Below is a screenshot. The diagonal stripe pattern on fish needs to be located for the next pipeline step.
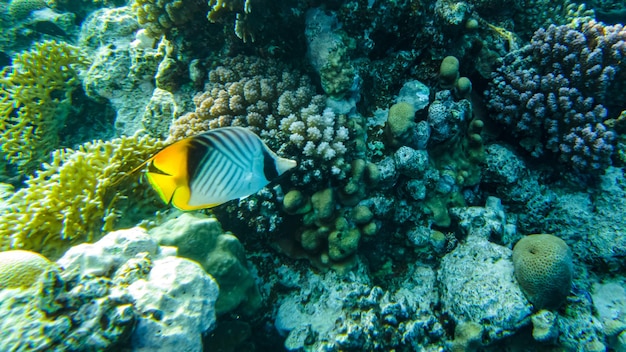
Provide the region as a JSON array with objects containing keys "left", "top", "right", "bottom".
[{"left": 144, "top": 127, "right": 297, "bottom": 211}]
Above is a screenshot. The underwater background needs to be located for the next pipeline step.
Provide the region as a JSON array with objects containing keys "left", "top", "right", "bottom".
[{"left": 1, "top": 0, "right": 626, "bottom": 350}]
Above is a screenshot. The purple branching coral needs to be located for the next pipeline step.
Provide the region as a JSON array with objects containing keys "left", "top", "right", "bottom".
[{"left": 486, "top": 21, "right": 626, "bottom": 172}]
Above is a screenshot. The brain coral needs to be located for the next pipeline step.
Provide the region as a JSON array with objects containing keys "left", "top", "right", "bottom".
[
  {"left": 0, "top": 250, "right": 56, "bottom": 289},
  {"left": 512, "top": 234, "right": 573, "bottom": 310}
]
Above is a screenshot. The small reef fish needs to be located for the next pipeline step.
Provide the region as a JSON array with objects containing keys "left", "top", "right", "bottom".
[{"left": 140, "top": 127, "right": 297, "bottom": 211}]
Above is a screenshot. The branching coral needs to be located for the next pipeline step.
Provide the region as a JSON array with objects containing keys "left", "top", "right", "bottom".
[
  {"left": 486, "top": 21, "right": 626, "bottom": 171},
  {"left": 0, "top": 134, "right": 166, "bottom": 260},
  {"left": 0, "top": 40, "right": 89, "bottom": 174},
  {"left": 131, "top": 0, "right": 206, "bottom": 37},
  {"left": 207, "top": 0, "right": 254, "bottom": 41},
  {"left": 169, "top": 55, "right": 352, "bottom": 182},
  {"left": 512, "top": 0, "right": 594, "bottom": 40}
]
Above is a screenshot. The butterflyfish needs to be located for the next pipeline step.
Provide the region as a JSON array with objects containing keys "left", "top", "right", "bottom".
[{"left": 142, "top": 127, "right": 297, "bottom": 211}]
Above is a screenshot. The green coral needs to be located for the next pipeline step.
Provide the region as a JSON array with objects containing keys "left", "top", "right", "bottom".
[
  {"left": 0, "top": 40, "right": 89, "bottom": 174},
  {"left": 427, "top": 118, "right": 485, "bottom": 227},
  {"left": 384, "top": 102, "right": 416, "bottom": 148},
  {"left": 149, "top": 213, "right": 261, "bottom": 315},
  {"left": 0, "top": 134, "right": 166, "bottom": 260}
]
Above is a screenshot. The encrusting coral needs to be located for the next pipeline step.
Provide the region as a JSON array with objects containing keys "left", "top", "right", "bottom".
[
  {"left": 7, "top": 0, "right": 47, "bottom": 19},
  {"left": 0, "top": 40, "right": 89, "bottom": 174},
  {"left": 0, "top": 134, "right": 166, "bottom": 260}
]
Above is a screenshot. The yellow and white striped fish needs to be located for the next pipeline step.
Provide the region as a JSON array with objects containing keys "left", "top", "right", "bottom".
[{"left": 142, "top": 127, "right": 297, "bottom": 211}]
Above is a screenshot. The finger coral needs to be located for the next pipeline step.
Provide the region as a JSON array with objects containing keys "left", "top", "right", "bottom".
[
  {"left": 131, "top": 0, "right": 206, "bottom": 37},
  {"left": 486, "top": 21, "right": 626, "bottom": 172},
  {"left": 0, "top": 40, "right": 89, "bottom": 174},
  {"left": 169, "top": 55, "right": 352, "bottom": 182},
  {"left": 0, "top": 134, "right": 166, "bottom": 260}
]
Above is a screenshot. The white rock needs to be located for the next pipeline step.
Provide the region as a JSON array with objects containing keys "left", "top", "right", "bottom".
[
  {"left": 438, "top": 236, "right": 532, "bottom": 342},
  {"left": 57, "top": 227, "right": 159, "bottom": 276},
  {"left": 128, "top": 256, "right": 219, "bottom": 352}
]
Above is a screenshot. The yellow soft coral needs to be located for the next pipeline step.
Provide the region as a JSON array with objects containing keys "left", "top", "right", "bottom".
[
  {"left": 0, "top": 40, "right": 89, "bottom": 174},
  {"left": 0, "top": 134, "right": 166, "bottom": 260}
]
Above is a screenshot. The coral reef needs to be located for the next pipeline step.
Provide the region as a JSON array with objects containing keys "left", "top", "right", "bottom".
[
  {"left": 0, "top": 134, "right": 166, "bottom": 260},
  {"left": 80, "top": 7, "right": 190, "bottom": 136},
  {"left": 274, "top": 261, "right": 442, "bottom": 351},
  {"left": 512, "top": 234, "right": 573, "bottom": 310},
  {"left": 149, "top": 213, "right": 261, "bottom": 315},
  {"left": 0, "top": 40, "right": 88, "bottom": 174},
  {"left": 169, "top": 55, "right": 353, "bottom": 182},
  {"left": 57, "top": 226, "right": 220, "bottom": 351},
  {"left": 544, "top": 167, "right": 626, "bottom": 270},
  {"left": 512, "top": 0, "right": 594, "bottom": 40},
  {"left": 2, "top": 1, "right": 626, "bottom": 350},
  {"left": 439, "top": 199, "right": 532, "bottom": 344},
  {"left": 305, "top": 8, "right": 357, "bottom": 100},
  {"left": 592, "top": 280, "right": 626, "bottom": 351},
  {"left": 486, "top": 21, "right": 626, "bottom": 171},
  {"left": 0, "top": 250, "right": 57, "bottom": 289},
  {"left": 7, "top": 0, "right": 47, "bottom": 19},
  {"left": 131, "top": 0, "right": 207, "bottom": 37},
  {"left": 0, "top": 255, "right": 135, "bottom": 350}
]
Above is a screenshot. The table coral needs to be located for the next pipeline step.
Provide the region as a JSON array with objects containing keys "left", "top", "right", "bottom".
[
  {"left": 0, "top": 40, "right": 89, "bottom": 174},
  {"left": 486, "top": 21, "right": 626, "bottom": 172},
  {"left": 0, "top": 134, "right": 166, "bottom": 260}
]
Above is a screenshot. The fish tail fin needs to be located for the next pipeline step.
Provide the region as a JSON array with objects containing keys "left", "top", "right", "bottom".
[{"left": 275, "top": 157, "right": 297, "bottom": 176}]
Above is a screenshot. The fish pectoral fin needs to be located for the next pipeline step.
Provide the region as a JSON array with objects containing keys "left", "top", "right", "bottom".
[{"left": 146, "top": 172, "right": 179, "bottom": 204}]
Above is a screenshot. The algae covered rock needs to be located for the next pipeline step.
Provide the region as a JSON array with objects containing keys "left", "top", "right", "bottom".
[
  {"left": 149, "top": 213, "right": 261, "bottom": 315},
  {"left": 56, "top": 226, "right": 219, "bottom": 351},
  {"left": 275, "top": 261, "right": 442, "bottom": 351},
  {"left": 0, "top": 262, "right": 135, "bottom": 351},
  {"left": 128, "top": 256, "right": 219, "bottom": 351}
]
